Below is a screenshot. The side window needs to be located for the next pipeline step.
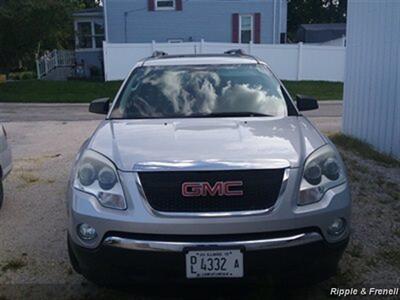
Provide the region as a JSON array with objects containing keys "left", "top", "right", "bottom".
[
  {"left": 76, "top": 22, "right": 93, "bottom": 49},
  {"left": 76, "top": 20, "right": 105, "bottom": 50}
]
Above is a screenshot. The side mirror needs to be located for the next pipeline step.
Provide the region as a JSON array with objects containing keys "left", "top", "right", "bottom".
[
  {"left": 296, "top": 95, "right": 319, "bottom": 111},
  {"left": 89, "top": 98, "right": 110, "bottom": 115}
]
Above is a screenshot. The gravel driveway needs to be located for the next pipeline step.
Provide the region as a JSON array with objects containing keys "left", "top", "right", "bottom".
[
  {"left": 0, "top": 122, "right": 97, "bottom": 289},
  {"left": 0, "top": 111, "right": 399, "bottom": 299}
]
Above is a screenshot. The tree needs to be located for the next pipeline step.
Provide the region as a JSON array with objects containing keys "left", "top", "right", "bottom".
[
  {"left": 0, "top": 0, "right": 100, "bottom": 71},
  {"left": 71, "top": 0, "right": 101, "bottom": 9},
  {"left": 287, "top": 0, "right": 347, "bottom": 41}
]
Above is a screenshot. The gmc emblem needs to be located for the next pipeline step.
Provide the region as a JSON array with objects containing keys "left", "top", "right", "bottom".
[{"left": 181, "top": 181, "right": 244, "bottom": 197}]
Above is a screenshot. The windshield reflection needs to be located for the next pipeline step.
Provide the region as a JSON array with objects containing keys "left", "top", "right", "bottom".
[{"left": 111, "top": 64, "right": 288, "bottom": 119}]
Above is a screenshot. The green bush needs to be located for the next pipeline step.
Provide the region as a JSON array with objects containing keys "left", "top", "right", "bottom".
[
  {"left": 8, "top": 72, "right": 19, "bottom": 80},
  {"left": 20, "top": 71, "right": 35, "bottom": 80},
  {"left": 8, "top": 71, "right": 35, "bottom": 80}
]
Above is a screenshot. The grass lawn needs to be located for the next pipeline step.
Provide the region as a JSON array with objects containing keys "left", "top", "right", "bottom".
[
  {"left": 283, "top": 80, "right": 343, "bottom": 100},
  {"left": 330, "top": 134, "right": 400, "bottom": 167},
  {"left": 0, "top": 80, "right": 122, "bottom": 103},
  {"left": 0, "top": 79, "right": 343, "bottom": 103}
]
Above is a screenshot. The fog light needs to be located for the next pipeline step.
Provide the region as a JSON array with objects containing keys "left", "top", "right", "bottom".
[
  {"left": 77, "top": 223, "right": 97, "bottom": 241},
  {"left": 328, "top": 218, "right": 346, "bottom": 236}
]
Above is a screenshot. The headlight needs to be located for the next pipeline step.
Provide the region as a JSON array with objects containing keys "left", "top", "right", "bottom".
[
  {"left": 74, "top": 150, "right": 127, "bottom": 210},
  {"left": 298, "top": 144, "right": 346, "bottom": 206}
]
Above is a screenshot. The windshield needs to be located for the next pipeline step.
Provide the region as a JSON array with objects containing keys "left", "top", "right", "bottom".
[{"left": 110, "top": 64, "right": 289, "bottom": 119}]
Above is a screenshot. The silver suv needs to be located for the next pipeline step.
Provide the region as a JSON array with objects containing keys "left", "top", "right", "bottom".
[{"left": 67, "top": 51, "right": 351, "bottom": 285}]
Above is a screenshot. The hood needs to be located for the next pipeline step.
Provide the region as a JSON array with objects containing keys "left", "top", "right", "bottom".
[{"left": 89, "top": 116, "right": 326, "bottom": 171}]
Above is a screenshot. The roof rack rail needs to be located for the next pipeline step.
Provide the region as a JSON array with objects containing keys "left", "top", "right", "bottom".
[
  {"left": 224, "top": 49, "right": 245, "bottom": 56},
  {"left": 151, "top": 51, "right": 168, "bottom": 58},
  {"left": 224, "top": 49, "right": 260, "bottom": 63}
]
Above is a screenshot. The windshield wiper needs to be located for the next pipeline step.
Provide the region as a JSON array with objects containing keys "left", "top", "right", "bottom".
[
  {"left": 190, "top": 112, "right": 273, "bottom": 118},
  {"left": 110, "top": 112, "right": 273, "bottom": 120}
]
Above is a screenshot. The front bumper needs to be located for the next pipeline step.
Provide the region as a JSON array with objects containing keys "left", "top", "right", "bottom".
[
  {"left": 68, "top": 168, "right": 351, "bottom": 249},
  {"left": 69, "top": 230, "right": 349, "bottom": 283}
]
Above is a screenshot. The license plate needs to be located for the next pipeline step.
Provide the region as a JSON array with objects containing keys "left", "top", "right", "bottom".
[{"left": 185, "top": 249, "right": 243, "bottom": 278}]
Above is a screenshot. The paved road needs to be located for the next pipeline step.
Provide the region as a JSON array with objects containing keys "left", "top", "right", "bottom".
[
  {"left": 0, "top": 103, "right": 104, "bottom": 122},
  {"left": 0, "top": 101, "right": 342, "bottom": 132}
]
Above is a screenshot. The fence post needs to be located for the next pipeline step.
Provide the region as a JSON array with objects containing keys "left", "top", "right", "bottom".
[
  {"left": 44, "top": 58, "right": 49, "bottom": 76},
  {"left": 297, "top": 42, "right": 303, "bottom": 80},
  {"left": 55, "top": 50, "right": 59, "bottom": 67},
  {"left": 103, "top": 42, "right": 107, "bottom": 81},
  {"left": 249, "top": 41, "right": 253, "bottom": 54},
  {"left": 200, "top": 39, "right": 205, "bottom": 54},
  {"left": 36, "top": 59, "right": 41, "bottom": 80}
]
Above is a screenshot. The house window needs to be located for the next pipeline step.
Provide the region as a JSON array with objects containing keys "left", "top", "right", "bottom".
[
  {"left": 76, "top": 20, "right": 105, "bottom": 50},
  {"left": 239, "top": 15, "right": 253, "bottom": 44},
  {"left": 155, "top": 0, "right": 175, "bottom": 10},
  {"left": 77, "top": 22, "right": 93, "bottom": 49},
  {"left": 94, "top": 21, "right": 105, "bottom": 48}
]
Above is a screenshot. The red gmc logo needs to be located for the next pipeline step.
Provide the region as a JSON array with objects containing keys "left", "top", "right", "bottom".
[{"left": 181, "top": 181, "right": 244, "bottom": 197}]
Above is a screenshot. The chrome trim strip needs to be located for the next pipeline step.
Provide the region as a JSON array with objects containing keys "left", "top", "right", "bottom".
[
  {"left": 135, "top": 168, "right": 290, "bottom": 218},
  {"left": 103, "top": 232, "right": 323, "bottom": 252},
  {"left": 133, "top": 159, "right": 290, "bottom": 172}
]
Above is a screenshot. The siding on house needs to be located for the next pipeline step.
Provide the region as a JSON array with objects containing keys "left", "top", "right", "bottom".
[
  {"left": 104, "top": 0, "right": 286, "bottom": 44},
  {"left": 343, "top": 0, "right": 400, "bottom": 158}
]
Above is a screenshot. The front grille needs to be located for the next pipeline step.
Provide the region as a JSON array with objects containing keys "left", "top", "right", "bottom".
[{"left": 138, "top": 169, "right": 285, "bottom": 213}]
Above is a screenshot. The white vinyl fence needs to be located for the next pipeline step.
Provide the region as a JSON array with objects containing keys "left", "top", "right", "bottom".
[{"left": 103, "top": 40, "right": 345, "bottom": 82}]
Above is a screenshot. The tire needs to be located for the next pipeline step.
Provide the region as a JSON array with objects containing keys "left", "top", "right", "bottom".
[
  {"left": 67, "top": 236, "right": 124, "bottom": 287},
  {"left": 67, "top": 235, "right": 130, "bottom": 287},
  {"left": 0, "top": 180, "right": 3, "bottom": 210},
  {"left": 283, "top": 262, "right": 339, "bottom": 287},
  {"left": 67, "top": 235, "right": 81, "bottom": 274}
]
